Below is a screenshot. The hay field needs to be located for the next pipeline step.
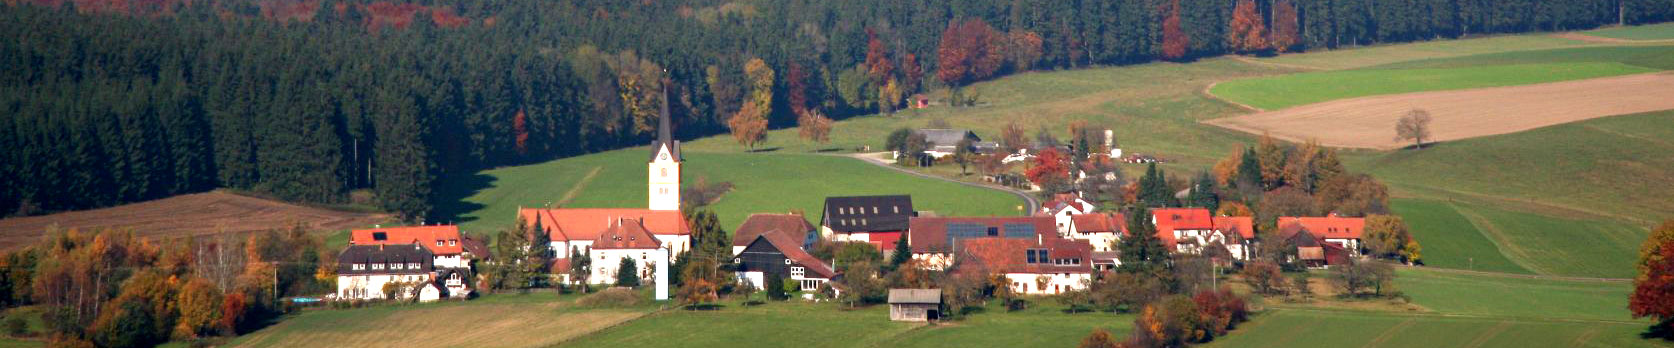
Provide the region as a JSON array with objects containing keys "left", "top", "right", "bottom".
[{"left": 0, "top": 191, "right": 389, "bottom": 250}]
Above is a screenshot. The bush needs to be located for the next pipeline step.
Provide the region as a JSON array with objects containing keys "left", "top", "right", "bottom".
[
  {"left": 1005, "top": 298, "right": 1028, "bottom": 312},
  {"left": 3, "top": 315, "right": 25, "bottom": 337},
  {"left": 576, "top": 288, "right": 644, "bottom": 308}
]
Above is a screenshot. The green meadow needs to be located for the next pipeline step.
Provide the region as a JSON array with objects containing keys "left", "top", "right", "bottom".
[
  {"left": 1210, "top": 62, "right": 1656, "bottom": 110},
  {"left": 1585, "top": 22, "right": 1674, "bottom": 40},
  {"left": 1389, "top": 199, "right": 1529, "bottom": 274},
  {"left": 435, "top": 149, "right": 1026, "bottom": 234}
]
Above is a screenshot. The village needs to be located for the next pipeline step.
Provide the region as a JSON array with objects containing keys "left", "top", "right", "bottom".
[{"left": 330, "top": 93, "right": 1396, "bottom": 330}]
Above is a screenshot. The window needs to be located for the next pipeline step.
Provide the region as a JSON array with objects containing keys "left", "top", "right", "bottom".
[
  {"left": 392, "top": 263, "right": 404, "bottom": 270},
  {"left": 352, "top": 263, "right": 365, "bottom": 270},
  {"left": 893, "top": 206, "right": 900, "bottom": 213},
  {"left": 986, "top": 227, "right": 999, "bottom": 236},
  {"left": 784, "top": 259, "right": 793, "bottom": 265},
  {"left": 436, "top": 240, "right": 443, "bottom": 246},
  {"left": 373, "top": 232, "right": 388, "bottom": 241},
  {"left": 661, "top": 168, "right": 668, "bottom": 177},
  {"left": 791, "top": 267, "right": 805, "bottom": 278},
  {"left": 872, "top": 207, "right": 878, "bottom": 214},
  {"left": 372, "top": 263, "right": 385, "bottom": 270},
  {"left": 1026, "top": 249, "right": 1049, "bottom": 264},
  {"left": 409, "top": 262, "right": 421, "bottom": 269},
  {"left": 449, "top": 240, "right": 456, "bottom": 246}
]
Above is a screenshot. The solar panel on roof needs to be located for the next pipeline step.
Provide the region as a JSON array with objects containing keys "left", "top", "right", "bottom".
[
  {"left": 946, "top": 223, "right": 988, "bottom": 247},
  {"left": 1003, "top": 223, "right": 1034, "bottom": 238}
]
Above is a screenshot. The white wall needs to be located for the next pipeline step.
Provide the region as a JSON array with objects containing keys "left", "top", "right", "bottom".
[
  {"left": 337, "top": 273, "right": 433, "bottom": 301},
  {"left": 910, "top": 253, "right": 953, "bottom": 270},
  {"left": 1002, "top": 272, "right": 1091, "bottom": 295},
  {"left": 590, "top": 248, "right": 662, "bottom": 285}
]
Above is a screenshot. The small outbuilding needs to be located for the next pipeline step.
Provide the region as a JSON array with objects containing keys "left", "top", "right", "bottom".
[{"left": 887, "top": 289, "right": 942, "bottom": 322}]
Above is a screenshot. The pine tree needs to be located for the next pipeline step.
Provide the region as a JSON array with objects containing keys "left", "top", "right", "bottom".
[
  {"left": 615, "top": 257, "right": 640, "bottom": 287},
  {"left": 1119, "top": 206, "right": 1167, "bottom": 274}
]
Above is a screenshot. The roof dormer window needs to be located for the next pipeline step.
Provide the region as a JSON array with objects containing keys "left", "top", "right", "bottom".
[
  {"left": 449, "top": 240, "right": 457, "bottom": 246},
  {"left": 436, "top": 240, "right": 443, "bottom": 247}
]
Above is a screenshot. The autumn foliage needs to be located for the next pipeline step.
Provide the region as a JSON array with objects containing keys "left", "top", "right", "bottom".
[
  {"left": 1271, "top": 0, "right": 1301, "bottom": 53},
  {"left": 796, "top": 109, "right": 833, "bottom": 145},
  {"left": 1025, "top": 147, "right": 1071, "bottom": 190},
  {"left": 727, "top": 102, "right": 768, "bottom": 150},
  {"left": 1159, "top": 0, "right": 1189, "bottom": 61},
  {"left": 937, "top": 18, "right": 1006, "bottom": 87},
  {"left": 1227, "top": 0, "right": 1269, "bottom": 53},
  {"left": 1632, "top": 221, "right": 1674, "bottom": 329}
]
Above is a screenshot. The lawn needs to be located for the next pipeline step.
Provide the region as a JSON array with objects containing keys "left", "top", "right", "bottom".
[
  {"left": 230, "top": 292, "right": 657, "bottom": 348},
  {"left": 1585, "top": 22, "right": 1674, "bottom": 40},
  {"left": 1207, "top": 309, "right": 1658, "bottom": 348},
  {"left": 566, "top": 299, "right": 1135, "bottom": 348},
  {"left": 1251, "top": 34, "right": 1599, "bottom": 70},
  {"left": 434, "top": 149, "right": 1027, "bottom": 234},
  {"left": 1397, "top": 268, "right": 1631, "bottom": 321},
  {"left": 1210, "top": 61, "right": 1657, "bottom": 110},
  {"left": 1390, "top": 198, "right": 1529, "bottom": 275}
]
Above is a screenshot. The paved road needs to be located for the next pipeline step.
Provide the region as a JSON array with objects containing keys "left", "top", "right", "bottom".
[{"left": 840, "top": 152, "right": 1040, "bottom": 215}]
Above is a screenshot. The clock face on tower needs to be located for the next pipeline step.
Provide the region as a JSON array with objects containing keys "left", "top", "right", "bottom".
[{"left": 659, "top": 152, "right": 669, "bottom": 161}]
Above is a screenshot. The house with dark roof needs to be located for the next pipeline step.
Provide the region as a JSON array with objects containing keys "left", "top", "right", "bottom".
[
  {"left": 954, "top": 237, "right": 1093, "bottom": 295},
  {"left": 912, "top": 129, "right": 981, "bottom": 159},
  {"left": 735, "top": 232, "right": 837, "bottom": 294},
  {"left": 587, "top": 217, "right": 668, "bottom": 285},
  {"left": 335, "top": 243, "right": 437, "bottom": 301},
  {"left": 351, "top": 225, "right": 471, "bottom": 269},
  {"left": 1286, "top": 229, "right": 1350, "bottom": 267},
  {"left": 904, "top": 216, "right": 1055, "bottom": 270},
  {"left": 733, "top": 213, "right": 816, "bottom": 256},
  {"left": 821, "top": 195, "right": 915, "bottom": 251}
]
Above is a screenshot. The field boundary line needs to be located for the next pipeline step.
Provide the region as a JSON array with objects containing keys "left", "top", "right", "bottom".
[
  {"left": 1571, "top": 324, "right": 1604, "bottom": 346},
  {"left": 1201, "top": 81, "right": 1266, "bottom": 113},
  {"left": 1460, "top": 320, "right": 1514, "bottom": 348},
  {"left": 556, "top": 166, "right": 603, "bottom": 206},
  {"left": 1406, "top": 264, "right": 1629, "bottom": 283},
  {"left": 1226, "top": 54, "right": 1330, "bottom": 71},
  {"left": 1551, "top": 32, "right": 1674, "bottom": 44},
  {"left": 1450, "top": 203, "right": 1556, "bottom": 276},
  {"left": 1271, "top": 306, "right": 1649, "bottom": 325},
  {"left": 1359, "top": 318, "right": 1416, "bottom": 348}
]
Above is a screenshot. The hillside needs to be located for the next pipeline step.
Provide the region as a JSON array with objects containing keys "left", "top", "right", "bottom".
[{"left": 0, "top": 191, "right": 388, "bottom": 250}]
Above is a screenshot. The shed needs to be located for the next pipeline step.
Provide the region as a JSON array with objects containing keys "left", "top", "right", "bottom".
[{"left": 887, "top": 289, "right": 942, "bottom": 322}]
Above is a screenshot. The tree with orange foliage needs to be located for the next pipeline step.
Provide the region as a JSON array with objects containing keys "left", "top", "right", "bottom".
[
  {"left": 1271, "top": 0, "right": 1301, "bottom": 53},
  {"left": 865, "top": 29, "right": 894, "bottom": 84},
  {"left": 796, "top": 109, "right": 833, "bottom": 145},
  {"left": 1079, "top": 328, "right": 1119, "bottom": 348},
  {"left": 727, "top": 102, "right": 769, "bottom": 150},
  {"left": 1026, "top": 148, "right": 1072, "bottom": 193},
  {"left": 513, "top": 110, "right": 529, "bottom": 156},
  {"left": 1215, "top": 201, "right": 1253, "bottom": 217},
  {"left": 937, "top": 18, "right": 1005, "bottom": 89},
  {"left": 1632, "top": 221, "right": 1674, "bottom": 332},
  {"left": 1006, "top": 31, "right": 1044, "bottom": 71},
  {"left": 1227, "top": 0, "right": 1269, "bottom": 53},
  {"left": 1159, "top": 0, "right": 1190, "bottom": 61},
  {"left": 1212, "top": 145, "right": 1245, "bottom": 187}
]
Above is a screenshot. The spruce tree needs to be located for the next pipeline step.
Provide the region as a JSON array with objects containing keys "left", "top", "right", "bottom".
[{"left": 615, "top": 257, "right": 640, "bottom": 287}]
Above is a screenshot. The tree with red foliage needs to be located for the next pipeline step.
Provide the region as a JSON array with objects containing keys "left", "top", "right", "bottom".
[
  {"left": 785, "top": 62, "right": 812, "bottom": 114},
  {"left": 219, "top": 292, "right": 246, "bottom": 334},
  {"left": 1632, "top": 221, "right": 1674, "bottom": 331},
  {"left": 937, "top": 18, "right": 1005, "bottom": 88},
  {"left": 513, "top": 110, "right": 529, "bottom": 156},
  {"left": 1227, "top": 0, "right": 1269, "bottom": 53},
  {"left": 1159, "top": 0, "right": 1190, "bottom": 60},
  {"left": 1006, "top": 30, "right": 1044, "bottom": 72},
  {"left": 1025, "top": 148, "right": 1071, "bottom": 192},
  {"left": 900, "top": 53, "right": 923, "bottom": 94},
  {"left": 865, "top": 29, "right": 894, "bottom": 85},
  {"left": 1271, "top": 0, "right": 1301, "bottom": 53}
]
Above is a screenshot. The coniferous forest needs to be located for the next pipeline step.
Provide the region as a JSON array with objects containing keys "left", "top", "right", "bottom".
[{"left": 3, "top": 0, "right": 1671, "bottom": 221}]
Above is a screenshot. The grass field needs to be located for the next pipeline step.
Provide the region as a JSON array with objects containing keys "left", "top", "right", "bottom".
[
  {"left": 0, "top": 191, "right": 390, "bottom": 251},
  {"left": 230, "top": 292, "right": 656, "bottom": 348},
  {"left": 1585, "top": 22, "right": 1674, "bottom": 41},
  {"left": 567, "top": 299, "right": 1135, "bottom": 348},
  {"left": 1389, "top": 199, "right": 1529, "bottom": 274},
  {"left": 434, "top": 149, "right": 1027, "bottom": 234},
  {"left": 1251, "top": 35, "right": 1598, "bottom": 70},
  {"left": 1211, "top": 62, "right": 1656, "bottom": 110}
]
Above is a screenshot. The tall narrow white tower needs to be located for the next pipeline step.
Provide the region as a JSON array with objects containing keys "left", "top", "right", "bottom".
[{"left": 648, "top": 85, "right": 682, "bottom": 211}]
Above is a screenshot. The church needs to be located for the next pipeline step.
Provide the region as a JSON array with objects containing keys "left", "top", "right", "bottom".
[{"left": 517, "top": 87, "right": 689, "bottom": 285}]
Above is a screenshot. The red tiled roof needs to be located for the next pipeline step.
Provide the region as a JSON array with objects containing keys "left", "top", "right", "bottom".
[
  {"left": 592, "top": 218, "right": 663, "bottom": 250},
  {"left": 1040, "top": 195, "right": 1096, "bottom": 215},
  {"left": 1213, "top": 216, "right": 1255, "bottom": 239},
  {"left": 1152, "top": 208, "right": 1212, "bottom": 247},
  {"left": 351, "top": 225, "right": 464, "bottom": 255},
  {"left": 1070, "top": 213, "right": 1126, "bottom": 234},
  {"left": 732, "top": 213, "right": 814, "bottom": 248},
  {"left": 1278, "top": 215, "right": 1364, "bottom": 240},
  {"left": 955, "top": 237, "right": 1092, "bottom": 275},
  {"left": 519, "top": 208, "right": 690, "bottom": 242},
  {"left": 906, "top": 216, "right": 1055, "bottom": 253}
]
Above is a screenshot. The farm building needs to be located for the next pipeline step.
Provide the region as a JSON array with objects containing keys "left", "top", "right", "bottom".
[
  {"left": 335, "top": 243, "right": 436, "bottom": 301},
  {"left": 1285, "top": 229, "right": 1350, "bottom": 267},
  {"left": 351, "top": 225, "right": 475, "bottom": 269},
  {"left": 821, "top": 195, "right": 915, "bottom": 250},
  {"left": 1278, "top": 214, "right": 1365, "bottom": 254},
  {"left": 734, "top": 231, "right": 836, "bottom": 293},
  {"left": 1039, "top": 192, "right": 1097, "bottom": 234},
  {"left": 1152, "top": 208, "right": 1255, "bottom": 261},
  {"left": 888, "top": 289, "right": 942, "bottom": 322},
  {"left": 912, "top": 129, "right": 981, "bottom": 159},
  {"left": 732, "top": 213, "right": 816, "bottom": 256},
  {"left": 954, "top": 237, "right": 1092, "bottom": 295},
  {"left": 586, "top": 217, "right": 668, "bottom": 285},
  {"left": 1067, "top": 212, "right": 1126, "bottom": 252},
  {"left": 904, "top": 216, "right": 1056, "bottom": 270}
]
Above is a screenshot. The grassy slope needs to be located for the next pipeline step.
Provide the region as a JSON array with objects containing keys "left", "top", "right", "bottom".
[
  {"left": 1390, "top": 199, "right": 1528, "bottom": 274},
  {"left": 1213, "top": 45, "right": 1674, "bottom": 110},
  {"left": 230, "top": 293, "right": 657, "bottom": 348},
  {"left": 1210, "top": 62, "right": 1656, "bottom": 110},
  {"left": 1212, "top": 268, "right": 1651, "bottom": 347},
  {"left": 436, "top": 149, "right": 1025, "bottom": 234},
  {"left": 567, "top": 300, "right": 1135, "bottom": 348},
  {"left": 1253, "top": 35, "right": 1597, "bottom": 70},
  {"left": 1585, "top": 22, "right": 1674, "bottom": 40}
]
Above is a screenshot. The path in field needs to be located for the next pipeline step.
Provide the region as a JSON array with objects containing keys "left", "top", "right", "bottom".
[
  {"left": 843, "top": 152, "right": 1040, "bottom": 214},
  {"left": 0, "top": 191, "right": 389, "bottom": 250},
  {"left": 1551, "top": 32, "right": 1674, "bottom": 44},
  {"left": 1204, "top": 72, "right": 1674, "bottom": 149}
]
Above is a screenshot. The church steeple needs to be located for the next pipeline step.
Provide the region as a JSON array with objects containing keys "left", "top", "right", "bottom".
[{"left": 647, "top": 82, "right": 681, "bottom": 211}]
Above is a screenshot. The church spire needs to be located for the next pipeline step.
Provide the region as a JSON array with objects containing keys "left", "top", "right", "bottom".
[{"left": 657, "top": 83, "right": 671, "bottom": 148}]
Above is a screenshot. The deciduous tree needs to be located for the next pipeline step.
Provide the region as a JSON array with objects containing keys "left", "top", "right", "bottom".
[
  {"left": 1632, "top": 221, "right": 1674, "bottom": 329},
  {"left": 1227, "top": 0, "right": 1269, "bottom": 53},
  {"left": 1271, "top": 0, "right": 1301, "bottom": 52},
  {"left": 727, "top": 102, "right": 769, "bottom": 150},
  {"left": 1396, "top": 109, "right": 1434, "bottom": 149},
  {"left": 1362, "top": 215, "right": 1413, "bottom": 260},
  {"left": 795, "top": 109, "right": 833, "bottom": 146},
  {"left": 1080, "top": 328, "right": 1119, "bottom": 348},
  {"left": 1160, "top": 0, "right": 1190, "bottom": 60},
  {"left": 1025, "top": 148, "right": 1072, "bottom": 192}
]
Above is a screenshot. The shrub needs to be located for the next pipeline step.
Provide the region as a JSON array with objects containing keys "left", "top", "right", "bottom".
[
  {"left": 3, "top": 315, "right": 25, "bottom": 337},
  {"left": 576, "top": 288, "right": 644, "bottom": 308},
  {"left": 1005, "top": 298, "right": 1028, "bottom": 312}
]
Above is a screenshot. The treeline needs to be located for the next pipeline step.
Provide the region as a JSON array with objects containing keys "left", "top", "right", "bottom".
[{"left": 4, "top": 0, "right": 1672, "bottom": 222}]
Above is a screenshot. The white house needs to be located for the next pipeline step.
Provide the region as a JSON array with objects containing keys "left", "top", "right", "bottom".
[
  {"left": 335, "top": 244, "right": 435, "bottom": 301},
  {"left": 1067, "top": 213, "right": 1125, "bottom": 252},
  {"left": 351, "top": 225, "right": 472, "bottom": 269},
  {"left": 955, "top": 237, "right": 1093, "bottom": 295},
  {"left": 1152, "top": 208, "right": 1255, "bottom": 261},
  {"left": 587, "top": 218, "right": 667, "bottom": 285},
  {"left": 1039, "top": 193, "right": 1097, "bottom": 235},
  {"left": 904, "top": 216, "right": 1057, "bottom": 271}
]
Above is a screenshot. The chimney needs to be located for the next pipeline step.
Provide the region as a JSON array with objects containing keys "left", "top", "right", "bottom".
[{"left": 1103, "top": 129, "right": 1114, "bottom": 149}]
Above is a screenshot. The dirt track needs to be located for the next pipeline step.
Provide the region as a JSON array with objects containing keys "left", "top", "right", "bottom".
[
  {"left": 0, "top": 191, "right": 390, "bottom": 250},
  {"left": 1205, "top": 72, "right": 1674, "bottom": 149}
]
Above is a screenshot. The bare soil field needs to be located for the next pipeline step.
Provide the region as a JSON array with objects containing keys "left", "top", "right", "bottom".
[
  {"left": 1204, "top": 72, "right": 1674, "bottom": 149},
  {"left": 231, "top": 301, "right": 649, "bottom": 348},
  {"left": 0, "top": 191, "right": 389, "bottom": 250}
]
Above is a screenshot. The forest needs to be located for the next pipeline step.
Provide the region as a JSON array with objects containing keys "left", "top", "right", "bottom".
[{"left": 3, "top": 0, "right": 1671, "bottom": 222}]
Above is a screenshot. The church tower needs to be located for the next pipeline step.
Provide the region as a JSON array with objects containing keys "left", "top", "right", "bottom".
[{"left": 648, "top": 85, "right": 682, "bottom": 211}]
